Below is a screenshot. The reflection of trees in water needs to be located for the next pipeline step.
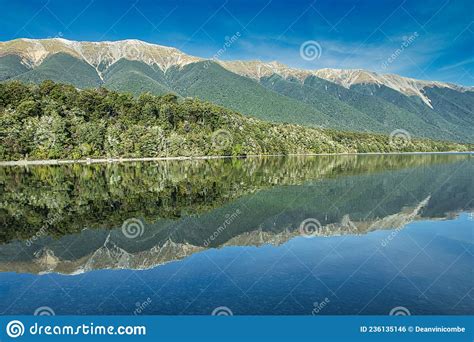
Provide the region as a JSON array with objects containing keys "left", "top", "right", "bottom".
[{"left": 0, "top": 154, "right": 471, "bottom": 244}]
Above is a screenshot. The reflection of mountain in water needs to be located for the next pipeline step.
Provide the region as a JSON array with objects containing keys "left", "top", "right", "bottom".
[
  {"left": 0, "top": 154, "right": 469, "bottom": 244},
  {"left": 0, "top": 197, "right": 431, "bottom": 275},
  {"left": 0, "top": 154, "right": 472, "bottom": 274}
]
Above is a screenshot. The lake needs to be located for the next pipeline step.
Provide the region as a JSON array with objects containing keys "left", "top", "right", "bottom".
[{"left": 0, "top": 154, "right": 472, "bottom": 315}]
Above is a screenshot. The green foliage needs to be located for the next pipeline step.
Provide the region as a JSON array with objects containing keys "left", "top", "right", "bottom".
[
  {"left": 165, "top": 62, "right": 330, "bottom": 125},
  {"left": 0, "top": 55, "right": 30, "bottom": 81},
  {"left": 299, "top": 76, "right": 473, "bottom": 143},
  {"left": 103, "top": 59, "right": 173, "bottom": 95},
  {"left": 260, "top": 74, "right": 383, "bottom": 132},
  {"left": 1, "top": 154, "right": 471, "bottom": 244},
  {"left": 0, "top": 81, "right": 470, "bottom": 161},
  {"left": 2, "top": 55, "right": 472, "bottom": 143},
  {"left": 349, "top": 82, "right": 473, "bottom": 142},
  {"left": 424, "top": 86, "right": 474, "bottom": 127}
]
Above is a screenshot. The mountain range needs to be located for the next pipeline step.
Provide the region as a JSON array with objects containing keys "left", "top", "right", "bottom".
[
  {"left": 0, "top": 197, "right": 433, "bottom": 275},
  {"left": 1, "top": 38, "right": 473, "bottom": 143}
]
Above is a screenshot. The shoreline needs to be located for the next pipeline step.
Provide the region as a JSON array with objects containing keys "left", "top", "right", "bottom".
[{"left": 0, "top": 151, "right": 472, "bottom": 166}]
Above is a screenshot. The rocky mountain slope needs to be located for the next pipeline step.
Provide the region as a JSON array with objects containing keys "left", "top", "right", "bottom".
[{"left": 1, "top": 38, "right": 472, "bottom": 142}]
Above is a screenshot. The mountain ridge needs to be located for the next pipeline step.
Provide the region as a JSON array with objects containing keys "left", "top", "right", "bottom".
[
  {"left": 2, "top": 38, "right": 470, "bottom": 97},
  {"left": 0, "top": 195, "right": 450, "bottom": 275},
  {"left": 1, "top": 38, "right": 473, "bottom": 143}
]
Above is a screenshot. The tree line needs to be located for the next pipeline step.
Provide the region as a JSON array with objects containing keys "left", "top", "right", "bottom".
[{"left": 0, "top": 80, "right": 470, "bottom": 161}]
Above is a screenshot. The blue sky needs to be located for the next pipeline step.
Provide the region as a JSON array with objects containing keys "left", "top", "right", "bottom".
[{"left": 1, "top": 0, "right": 473, "bottom": 85}]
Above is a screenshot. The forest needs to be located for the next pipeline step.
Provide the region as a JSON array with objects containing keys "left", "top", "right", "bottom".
[{"left": 0, "top": 80, "right": 470, "bottom": 161}]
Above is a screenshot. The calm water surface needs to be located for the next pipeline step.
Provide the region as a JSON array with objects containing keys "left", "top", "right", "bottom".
[{"left": 0, "top": 154, "right": 472, "bottom": 315}]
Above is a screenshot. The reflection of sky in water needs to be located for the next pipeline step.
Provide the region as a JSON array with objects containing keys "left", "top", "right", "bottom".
[{"left": 1, "top": 214, "right": 472, "bottom": 315}]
